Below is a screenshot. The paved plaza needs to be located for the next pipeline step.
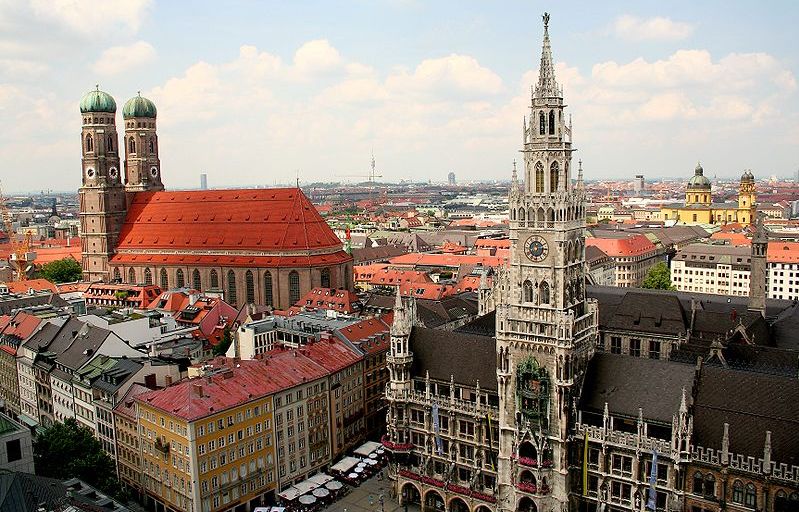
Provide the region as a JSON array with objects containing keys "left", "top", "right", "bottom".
[{"left": 321, "top": 472, "right": 421, "bottom": 512}]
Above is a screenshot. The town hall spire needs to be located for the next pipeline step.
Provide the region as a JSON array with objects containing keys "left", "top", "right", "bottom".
[{"left": 535, "top": 12, "right": 560, "bottom": 99}]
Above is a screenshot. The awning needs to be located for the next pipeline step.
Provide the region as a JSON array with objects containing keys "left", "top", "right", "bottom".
[
  {"left": 308, "top": 473, "right": 333, "bottom": 486},
  {"left": 277, "top": 488, "right": 301, "bottom": 501},
  {"left": 293, "top": 479, "right": 318, "bottom": 494},
  {"left": 330, "top": 456, "right": 360, "bottom": 473},
  {"left": 353, "top": 440, "right": 382, "bottom": 457}
]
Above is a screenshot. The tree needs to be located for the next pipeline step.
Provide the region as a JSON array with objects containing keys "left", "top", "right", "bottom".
[
  {"left": 213, "top": 325, "right": 233, "bottom": 356},
  {"left": 39, "top": 257, "right": 82, "bottom": 283},
  {"left": 34, "top": 418, "right": 126, "bottom": 500},
  {"left": 641, "top": 262, "right": 675, "bottom": 290}
]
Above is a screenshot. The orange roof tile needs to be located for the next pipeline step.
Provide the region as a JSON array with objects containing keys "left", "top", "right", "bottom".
[
  {"left": 768, "top": 242, "right": 799, "bottom": 263},
  {"left": 3, "top": 279, "right": 58, "bottom": 294},
  {"left": 586, "top": 234, "right": 657, "bottom": 257},
  {"left": 116, "top": 188, "right": 343, "bottom": 253},
  {"left": 388, "top": 253, "right": 508, "bottom": 269}
]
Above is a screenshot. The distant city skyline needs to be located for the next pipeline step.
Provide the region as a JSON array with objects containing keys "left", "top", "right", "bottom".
[{"left": 1, "top": 0, "right": 797, "bottom": 193}]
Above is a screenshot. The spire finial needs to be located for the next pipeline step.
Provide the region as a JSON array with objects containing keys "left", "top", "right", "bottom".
[
  {"left": 137, "top": 90, "right": 141, "bottom": 97},
  {"left": 95, "top": 84, "right": 99, "bottom": 91},
  {"left": 535, "top": 12, "right": 559, "bottom": 99},
  {"left": 543, "top": 12, "right": 550, "bottom": 30}
]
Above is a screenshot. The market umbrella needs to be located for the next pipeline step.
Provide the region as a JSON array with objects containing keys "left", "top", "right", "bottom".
[
  {"left": 354, "top": 467, "right": 364, "bottom": 473},
  {"left": 299, "top": 495, "right": 316, "bottom": 505},
  {"left": 368, "top": 453, "right": 378, "bottom": 459},
  {"left": 326, "top": 481, "right": 344, "bottom": 491},
  {"left": 347, "top": 472, "right": 359, "bottom": 480},
  {"left": 366, "top": 459, "right": 378, "bottom": 465},
  {"left": 312, "top": 488, "right": 330, "bottom": 498}
]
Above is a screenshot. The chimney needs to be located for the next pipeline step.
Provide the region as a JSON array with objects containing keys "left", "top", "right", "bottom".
[
  {"left": 144, "top": 373, "right": 156, "bottom": 389},
  {"left": 192, "top": 383, "right": 204, "bottom": 398},
  {"left": 165, "top": 375, "right": 173, "bottom": 386}
]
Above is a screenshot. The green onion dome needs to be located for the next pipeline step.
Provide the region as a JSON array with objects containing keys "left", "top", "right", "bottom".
[
  {"left": 79, "top": 87, "right": 116, "bottom": 113},
  {"left": 122, "top": 93, "right": 157, "bottom": 119},
  {"left": 687, "top": 162, "right": 711, "bottom": 190}
]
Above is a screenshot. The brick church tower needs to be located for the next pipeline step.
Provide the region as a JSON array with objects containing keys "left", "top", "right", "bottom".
[
  {"left": 78, "top": 87, "right": 128, "bottom": 282},
  {"left": 122, "top": 93, "right": 164, "bottom": 198}
]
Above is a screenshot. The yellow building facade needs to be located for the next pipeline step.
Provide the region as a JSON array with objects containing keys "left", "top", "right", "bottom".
[
  {"left": 136, "top": 364, "right": 277, "bottom": 512},
  {"left": 661, "top": 164, "right": 756, "bottom": 226}
]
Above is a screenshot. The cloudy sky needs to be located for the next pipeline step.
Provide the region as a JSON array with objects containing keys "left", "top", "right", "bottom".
[{"left": 1, "top": 0, "right": 797, "bottom": 193}]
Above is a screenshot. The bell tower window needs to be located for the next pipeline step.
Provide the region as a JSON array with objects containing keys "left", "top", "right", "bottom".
[
  {"left": 107, "top": 135, "right": 113, "bottom": 152},
  {"left": 548, "top": 110, "right": 555, "bottom": 135},
  {"left": 550, "top": 162, "right": 559, "bottom": 192},
  {"left": 129, "top": 137, "right": 136, "bottom": 154},
  {"left": 523, "top": 280, "right": 534, "bottom": 303},
  {"left": 149, "top": 138, "right": 155, "bottom": 153},
  {"left": 539, "top": 281, "right": 550, "bottom": 305},
  {"left": 539, "top": 112, "right": 545, "bottom": 135},
  {"left": 535, "top": 162, "right": 544, "bottom": 193},
  {"left": 86, "top": 134, "right": 93, "bottom": 152}
]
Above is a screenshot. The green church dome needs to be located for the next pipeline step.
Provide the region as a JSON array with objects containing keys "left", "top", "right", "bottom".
[
  {"left": 122, "top": 93, "right": 157, "bottom": 119},
  {"left": 687, "top": 162, "right": 711, "bottom": 189},
  {"left": 79, "top": 87, "right": 116, "bottom": 113}
]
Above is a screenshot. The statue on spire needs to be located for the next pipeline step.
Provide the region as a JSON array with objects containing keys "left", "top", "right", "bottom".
[{"left": 543, "top": 12, "right": 550, "bottom": 29}]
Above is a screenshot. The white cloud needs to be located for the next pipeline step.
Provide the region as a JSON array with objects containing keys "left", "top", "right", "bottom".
[
  {"left": 29, "top": 0, "right": 152, "bottom": 35},
  {"left": 385, "top": 54, "right": 504, "bottom": 98},
  {"left": 92, "top": 41, "right": 156, "bottom": 75},
  {"left": 0, "top": 58, "right": 48, "bottom": 77},
  {"left": 292, "top": 39, "right": 343, "bottom": 77},
  {"left": 613, "top": 15, "right": 695, "bottom": 41}
]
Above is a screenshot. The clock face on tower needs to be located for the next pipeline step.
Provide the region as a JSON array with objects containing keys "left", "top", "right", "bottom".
[{"left": 524, "top": 235, "right": 549, "bottom": 262}]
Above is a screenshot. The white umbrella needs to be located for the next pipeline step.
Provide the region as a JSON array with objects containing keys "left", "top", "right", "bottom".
[
  {"left": 299, "top": 495, "right": 316, "bottom": 505},
  {"left": 377, "top": 448, "right": 385, "bottom": 454},
  {"left": 368, "top": 453, "right": 378, "bottom": 459},
  {"left": 312, "top": 487, "right": 330, "bottom": 498},
  {"left": 354, "top": 466, "right": 364, "bottom": 473},
  {"left": 347, "top": 472, "right": 358, "bottom": 479},
  {"left": 326, "top": 481, "right": 343, "bottom": 491},
  {"left": 366, "top": 458, "right": 378, "bottom": 465}
]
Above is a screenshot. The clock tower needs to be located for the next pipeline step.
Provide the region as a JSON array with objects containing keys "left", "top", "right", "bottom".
[{"left": 494, "top": 13, "right": 598, "bottom": 512}]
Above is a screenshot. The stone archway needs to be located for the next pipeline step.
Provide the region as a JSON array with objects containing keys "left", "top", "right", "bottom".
[
  {"left": 401, "top": 482, "right": 421, "bottom": 506},
  {"left": 475, "top": 506, "right": 493, "bottom": 512},
  {"left": 518, "top": 496, "right": 537, "bottom": 512},
  {"left": 424, "top": 489, "right": 445, "bottom": 512},
  {"left": 448, "top": 496, "right": 469, "bottom": 512}
]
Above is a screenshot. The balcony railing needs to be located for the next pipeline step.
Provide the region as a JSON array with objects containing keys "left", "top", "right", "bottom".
[{"left": 382, "top": 435, "right": 413, "bottom": 452}]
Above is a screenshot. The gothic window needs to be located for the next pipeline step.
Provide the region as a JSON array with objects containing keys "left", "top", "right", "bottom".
[
  {"left": 732, "top": 480, "right": 744, "bottom": 503},
  {"left": 550, "top": 161, "right": 559, "bottom": 192},
  {"left": 510, "top": 209, "right": 516, "bottom": 221},
  {"left": 113, "top": 268, "right": 121, "bottom": 282},
  {"left": 107, "top": 135, "right": 113, "bottom": 152},
  {"left": 704, "top": 474, "right": 716, "bottom": 497},
  {"left": 523, "top": 280, "right": 533, "bottom": 303},
  {"left": 176, "top": 269, "right": 185, "bottom": 288},
  {"left": 149, "top": 138, "right": 155, "bottom": 153},
  {"left": 192, "top": 269, "right": 201, "bottom": 290},
  {"left": 537, "top": 207, "right": 545, "bottom": 228},
  {"left": 245, "top": 270, "right": 255, "bottom": 304},
  {"left": 227, "top": 270, "right": 237, "bottom": 306},
  {"left": 128, "top": 268, "right": 136, "bottom": 284},
  {"left": 210, "top": 269, "right": 219, "bottom": 289},
  {"left": 539, "top": 112, "right": 545, "bottom": 135},
  {"left": 692, "top": 472, "right": 703, "bottom": 495},
  {"left": 548, "top": 110, "right": 555, "bottom": 135},
  {"left": 86, "top": 134, "right": 93, "bottom": 152},
  {"left": 144, "top": 267, "right": 153, "bottom": 285},
  {"left": 744, "top": 483, "right": 756, "bottom": 508},
  {"left": 547, "top": 208, "right": 555, "bottom": 228},
  {"left": 539, "top": 281, "right": 550, "bottom": 305},
  {"left": 289, "top": 270, "right": 300, "bottom": 305},
  {"left": 519, "top": 208, "right": 526, "bottom": 224},
  {"left": 129, "top": 137, "right": 136, "bottom": 154},
  {"left": 535, "top": 162, "right": 544, "bottom": 193},
  {"left": 160, "top": 268, "right": 168, "bottom": 289},
  {"left": 320, "top": 268, "right": 331, "bottom": 288},
  {"left": 264, "top": 271, "right": 274, "bottom": 307}
]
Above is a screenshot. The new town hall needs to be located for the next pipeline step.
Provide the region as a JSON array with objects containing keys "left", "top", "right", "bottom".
[{"left": 383, "top": 15, "right": 799, "bottom": 512}]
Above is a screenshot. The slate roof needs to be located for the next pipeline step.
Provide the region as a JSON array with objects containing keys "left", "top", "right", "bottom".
[
  {"left": 454, "top": 310, "right": 496, "bottom": 337},
  {"left": 0, "top": 472, "right": 66, "bottom": 512},
  {"left": 579, "top": 352, "right": 696, "bottom": 423},
  {"left": 693, "top": 365, "right": 799, "bottom": 466},
  {"left": 409, "top": 326, "right": 497, "bottom": 391},
  {"left": 415, "top": 293, "right": 478, "bottom": 328},
  {"left": 602, "top": 291, "right": 687, "bottom": 335}
]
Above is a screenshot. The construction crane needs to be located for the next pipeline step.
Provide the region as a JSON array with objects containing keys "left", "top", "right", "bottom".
[{"left": 0, "top": 183, "right": 36, "bottom": 281}]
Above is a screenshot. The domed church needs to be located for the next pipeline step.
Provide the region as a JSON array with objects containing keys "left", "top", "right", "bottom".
[
  {"left": 660, "top": 163, "right": 757, "bottom": 226},
  {"left": 78, "top": 87, "right": 353, "bottom": 309}
]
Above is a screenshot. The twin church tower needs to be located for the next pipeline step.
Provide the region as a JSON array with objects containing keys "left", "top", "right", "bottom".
[{"left": 78, "top": 89, "right": 163, "bottom": 282}]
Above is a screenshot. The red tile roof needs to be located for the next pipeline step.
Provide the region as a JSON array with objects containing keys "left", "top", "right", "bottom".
[
  {"left": 388, "top": 253, "right": 508, "bottom": 269},
  {"left": 0, "top": 311, "right": 42, "bottom": 341},
  {"left": 399, "top": 281, "right": 453, "bottom": 300},
  {"left": 473, "top": 239, "right": 511, "bottom": 250},
  {"left": 3, "top": 279, "right": 58, "bottom": 294},
  {"left": 294, "top": 287, "right": 360, "bottom": 314},
  {"left": 115, "top": 188, "right": 343, "bottom": 253},
  {"left": 586, "top": 234, "right": 657, "bottom": 257},
  {"left": 367, "top": 268, "right": 433, "bottom": 286},
  {"left": 768, "top": 242, "right": 799, "bottom": 263},
  {"left": 336, "top": 314, "right": 392, "bottom": 345}
]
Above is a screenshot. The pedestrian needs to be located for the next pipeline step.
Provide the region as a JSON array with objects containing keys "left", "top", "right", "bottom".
[{"left": 369, "top": 493, "right": 374, "bottom": 506}]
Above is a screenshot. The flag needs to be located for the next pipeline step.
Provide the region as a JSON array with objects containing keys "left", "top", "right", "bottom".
[
  {"left": 432, "top": 402, "right": 442, "bottom": 455},
  {"left": 647, "top": 449, "right": 658, "bottom": 510},
  {"left": 487, "top": 413, "right": 496, "bottom": 470},
  {"left": 582, "top": 430, "right": 589, "bottom": 496}
]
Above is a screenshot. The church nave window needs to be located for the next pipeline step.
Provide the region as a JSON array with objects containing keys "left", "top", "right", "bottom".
[
  {"left": 320, "top": 268, "right": 331, "bottom": 289},
  {"left": 264, "top": 272, "right": 274, "bottom": 307},
  {"left": 176, "top": 269, "right": 185, "bottom": 288},
  {"left": 245, "top": 270, "right": 255, "bottom": 304},
  {"left": 289, "top": 271, "right": 300, "bottom": 305},
  {"left": 144, "top": 268, "right": 153, "bottom": 285},
  {"left": 128, "top": 268, "right": 136, "bottom": 284},
  {"left": 160, "top": 268, "right": 168, "bottom": 289},
  {"left": 192, "top": 269, "right": 201, "bottom": 290},
  {"left": 227, "top": 270, "right": 237, "bottom": 306},
  {"left": 210, "top": 270, "right": 219, "bottom": 289}
]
